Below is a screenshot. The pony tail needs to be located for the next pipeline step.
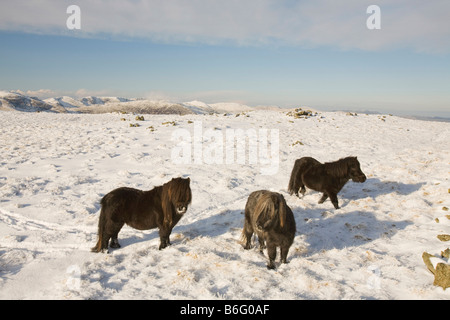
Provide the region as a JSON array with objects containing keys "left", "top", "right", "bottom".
[
  {"left": 287, "top": 167, "right": 296, "bottom": 195},
  {"left": 91, "top": 199, "right": 107, "bottom": 252},
  {"left": 287, "top": 159, "right": 301, "bottom": 195},
  {"left": 278, "top": 195, "right": 286, "bottom": 228}
]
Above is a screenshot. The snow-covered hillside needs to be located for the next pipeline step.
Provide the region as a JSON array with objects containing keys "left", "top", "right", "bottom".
[
  {"left": 0, "top": 109, "right": 449, "bottom": 299},
  {"left": 1, "top": 91, "right": 260, "bottom": 115},
  {"left": 0, "top": 91, "right": 57, "bottom": 112}
]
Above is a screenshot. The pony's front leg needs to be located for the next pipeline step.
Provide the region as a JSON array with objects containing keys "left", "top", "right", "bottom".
[
  {"left": 329, "top": 193, "right": 340, "bottom": 209},
  {"left": 280, "top": 245, "right": 290, "bottom": 264},
  {"left": 266, "top": 244, "right": 277, "bottom": 270},
  {"left": 110, "top": 236, "right": 121, "bottom": 249},
  {"left": 258, "top": 237, "right": 266, "bottom": 253},
  {"left": 158, "top": 226, "right": 172, "bottom": 250}
]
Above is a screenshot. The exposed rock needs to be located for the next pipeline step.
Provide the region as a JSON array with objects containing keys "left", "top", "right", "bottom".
[
  {"left": 422, "top": 252, "right": 450, "bottom": 290},
  {"left": 434, "top": 263, "right": 450, "bottom": 290}
]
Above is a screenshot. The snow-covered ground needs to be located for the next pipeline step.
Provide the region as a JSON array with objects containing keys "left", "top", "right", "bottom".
[{"left": 0, "top": 108, "right": 449, "bottom": 299}]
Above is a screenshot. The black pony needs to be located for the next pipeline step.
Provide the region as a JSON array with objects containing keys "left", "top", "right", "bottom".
[
  {"left": 288, "top": 157, "right": 366, "bottom": 209},
  {"left": 91, "top": 177, "right": 192, "bottom": 252},
  {"left": 241, "top": 190, "right": 296, "bottom": 269}
]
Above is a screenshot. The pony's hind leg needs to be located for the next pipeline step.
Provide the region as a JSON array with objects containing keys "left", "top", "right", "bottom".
[
  {"left": 299, "top": 185, "right": 306, "bottom": 197},
  {"left": 107, "top": 221, "right": 124, "bottom": 249},
  {"left": 318, "top": 193, "right": 328, "bottom": 204},
  {"left": 318, "top": 192, "right": 340, "bottom": 209},
  {"left": 110, "top": 236, "right": 121, "bottom": 248},
  {"left": 242, "top": 228, "right": 253, "bottom": 250},
  {"left": 241, "top": 213, "right": 254, "bottom": 250},
  {"left": 280, "top": 245, "right": 290, "bottom": 264}
]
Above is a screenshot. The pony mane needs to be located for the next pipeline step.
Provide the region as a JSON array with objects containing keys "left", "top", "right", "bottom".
[
  {"left": 324, "top": 157, "right": 357, "bottom": 178},
  {"left": 254, "top": 192, "right": 286, "bottom": 229},
  {"left": 167, "top": 177, "right": 192, "bottom": 203},
  {"left": 162, "top": 177, "right": 192, "bottom": 227}
]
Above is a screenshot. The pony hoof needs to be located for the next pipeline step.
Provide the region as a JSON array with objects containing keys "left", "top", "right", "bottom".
[{"left": 159, "top": 243, "right": 170, "bottom": 250}]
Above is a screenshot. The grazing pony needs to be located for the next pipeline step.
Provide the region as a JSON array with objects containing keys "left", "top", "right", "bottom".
[
  {"left": 288, "top": 156, "right": 366, "bottom": 209},
  {"left": 91, "top": 177, "right": 192, "bottom": 252},
  {"left": 241, "top": 190, "right": 296, "bottom": 269}
]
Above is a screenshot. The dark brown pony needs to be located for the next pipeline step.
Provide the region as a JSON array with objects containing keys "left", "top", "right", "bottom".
[
  {"left": 91, "top": 177, "right": 192, "bottom": 252},
  {"left": 241, "top": 190, "right": 296, "bottom": 269},
  {"left": 288, "top": 156, "right": 366, "bottom": 209}
]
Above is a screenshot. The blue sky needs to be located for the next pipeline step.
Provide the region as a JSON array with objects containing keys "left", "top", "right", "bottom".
[{"left": 1, "top": 1, "right": 449, "bottom": 117}]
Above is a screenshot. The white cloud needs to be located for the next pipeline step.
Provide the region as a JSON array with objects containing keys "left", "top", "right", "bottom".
[{"left": 1, "top": 0, "right": 449, "bottom": 53}]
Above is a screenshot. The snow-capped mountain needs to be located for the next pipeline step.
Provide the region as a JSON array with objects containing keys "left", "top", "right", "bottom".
[
  {"left": 0, "top": 91, "right": 57, "bottom": 112},
  {"left": 79, "top": 96, "right": 134, "bottom": 106},
  {"left": 44, "top": 96, "right": 85, "bottom": 109},
  {"left": 181, "top": 100, "right": 255, "bottom": 114},
  {"left": 0, "top": 91, "right": 266, "bottom": 115}
]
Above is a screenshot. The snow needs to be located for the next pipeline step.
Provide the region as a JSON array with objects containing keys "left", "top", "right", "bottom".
[
  {"left": 0, "top": 108, "right": 449, "bottom": 300},
  {"left": 209, "top": 102, "right": 253, "bottom": 114},
  {"left": 181, "top": 100, "right": 253, "bottom": 114},
  {"left": 44, "top": 96, "right": 85, "bottom": 109},
  {"left": 182, "top": 101, "right": 216, "bottom": 114},
  {"left": 0, "top": 91, "right": 12, "bottom": 98},
  {"left": 3, "top": 91, "right": 260, "bottom": 116}
]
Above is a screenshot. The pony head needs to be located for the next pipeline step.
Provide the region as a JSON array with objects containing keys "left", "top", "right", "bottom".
[
  {"left": 254, "top": 192, "right": 287, "bottom": 231},
  {"left": 348, "top": 157, "right": 367, "bottom": 183},
  {"left": 162, "top": 177, "right": 192, "bottom": 226}
]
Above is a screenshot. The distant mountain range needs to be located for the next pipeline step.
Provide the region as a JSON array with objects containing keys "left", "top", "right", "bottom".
[
  {"left": 0, "top": 91, "right": 57, "bottom": 112},
  {"left": 0, "top": 91, "right": 278, "bottom": 115},
  {"left": 3, "top": 91, "right": 447, "bottom": 122}
]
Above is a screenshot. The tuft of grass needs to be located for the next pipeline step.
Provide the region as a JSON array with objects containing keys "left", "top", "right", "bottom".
[{"left": 290, "top": 140, "right": 304, "bottom": 147}]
